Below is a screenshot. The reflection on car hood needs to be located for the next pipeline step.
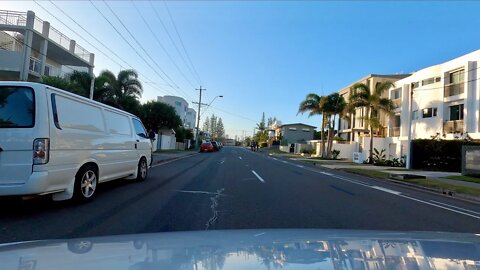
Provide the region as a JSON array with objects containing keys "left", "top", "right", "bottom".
[{"left": 1, "top": 229, "right": 480, "bottom": 270}]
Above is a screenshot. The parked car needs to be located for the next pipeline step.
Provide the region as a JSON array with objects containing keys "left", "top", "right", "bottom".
[
  {"left": 211, "top": 141, "right": 220, "bottom": 151},
  {"left": 200, "top": 142, "right": 214, "bottom": 152},
  {"left": 0, "top": 82, "right": 153, "bottom": 202}
]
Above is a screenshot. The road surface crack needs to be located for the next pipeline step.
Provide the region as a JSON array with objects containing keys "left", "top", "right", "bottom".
[{"left": 205, "top": 188, "right": 224, "bottom": 230}]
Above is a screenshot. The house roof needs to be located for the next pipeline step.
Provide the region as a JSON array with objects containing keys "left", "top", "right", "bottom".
[{"left": 280, "top": 123, "right": 316, "bottom": 129}]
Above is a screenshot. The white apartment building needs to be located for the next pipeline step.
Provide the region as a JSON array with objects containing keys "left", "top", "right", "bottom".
[
  {"left": 335, "top": 50, "right": 480, "bottom": 161},
  {"left": 186, "top": 108, "right": 197, "bottom": 129},
  {"left": 0, "top": 10, "right": 94, "bottom": 81},
  {"left": 157, "top": 95, "right": 196, "bottom": 128}
]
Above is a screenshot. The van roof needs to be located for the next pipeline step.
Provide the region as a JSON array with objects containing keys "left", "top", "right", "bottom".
[{"left": 0, "top": 81, "right": 139, "bottom": 119}]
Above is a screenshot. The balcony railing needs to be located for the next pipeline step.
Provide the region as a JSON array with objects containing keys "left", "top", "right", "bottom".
[
  {"left": 389, "top": 127, "right": 400, "bottom": 137},
  {"left": 444, "top": 83, "right": 464, "bottom": 97},
  {"left": 0, "top": 10, "right": 27, "bottom": 26},
  {"left": 443, "top": 120, "right": 464, "bottom": 134},
  {"left": 74, "top": 43, "right": 91, "bottom": 62}
]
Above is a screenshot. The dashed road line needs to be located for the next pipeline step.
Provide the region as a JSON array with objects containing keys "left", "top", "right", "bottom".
[{"left": 251, "top": 170, "right": 265, "bottom": 183}]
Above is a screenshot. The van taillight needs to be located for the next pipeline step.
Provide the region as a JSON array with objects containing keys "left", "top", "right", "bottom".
[{"left": 33, "top": 138, "right": 49, "bottom": 165}]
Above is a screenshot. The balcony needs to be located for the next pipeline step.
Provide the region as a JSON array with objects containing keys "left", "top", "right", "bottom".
[
  {"left": 0, "top": 10, "right": 92, "bottom": 65},
  {"left": 389, "top": 127, "right": 400, "bottom": 137},
  {"left": 444, "top": 83, "right": 464, "bottom": 97},
  {"left": 443, "top": 120, "right": 464, "bottom": 134}
]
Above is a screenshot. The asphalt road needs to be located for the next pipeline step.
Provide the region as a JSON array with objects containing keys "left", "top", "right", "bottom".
[{"left": 1, "top": 146, "right": 480, "bottom": 243}]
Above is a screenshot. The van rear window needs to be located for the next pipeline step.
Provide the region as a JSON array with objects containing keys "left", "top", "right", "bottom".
[{"left": 0, "top": 87, "right": 35, "bottom": 128}]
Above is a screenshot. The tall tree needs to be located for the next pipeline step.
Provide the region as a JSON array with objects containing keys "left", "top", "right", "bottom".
[
  {"left": 298, "top": 93, "right": 328, "bottom": 157},
  {"left": 267, "top": 117, "right": 273, "bottom": 128},
  {"left": 97, "top": 69, "right": 143, "bottom": 112},
  {"left": 257, "top": 112, "right": 266, "bottom": 131},
  {"left": 203, "top": 116, "right": 210, "bottom": 133},
  {"left": 140, "top": 101, "right": 182, "bottom": 132},
  {"left": 216, "top": 118, "right": 225, "bottom": 140},
  {"left": 210, "top": 114, "right": 218, "bottom": 139},
  {"left": 323, "top": 93, "right": 347, "bottom": 158},
  {"left": 349, "top": 81, "right": 396, "bottom": 163}
]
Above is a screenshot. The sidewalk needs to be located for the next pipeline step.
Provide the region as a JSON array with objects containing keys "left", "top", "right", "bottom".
[{"left": 152, "top": 151, "right": 197, "bottom": 165}]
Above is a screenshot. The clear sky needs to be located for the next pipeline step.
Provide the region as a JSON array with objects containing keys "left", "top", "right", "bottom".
[{"left": 3, "top": 1, "right": 480, "bottom": 139}]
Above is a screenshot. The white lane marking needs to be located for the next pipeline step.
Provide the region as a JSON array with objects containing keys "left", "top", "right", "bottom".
[
  {"left": 320, "top": 171, "right": 334, "bottom": 176},
  {"left": 251, "top": 170, "right": 265, "bottom": 183},
  {"left": 219, "top": 160, "right": 225, "bottom": 165},
  {"left": 430, "top": 200, "right": 480, "bottom": 215},
  {"left": 399, "top": 194, "right": 480, "bottom": 219},
  {"left": 372, "top": 186, "right": 402, "bottom": 195},
  {"left": 295, "top": 164, "right": 304, "bottom": 168},
  {"left": 254, "top": 232, "right": 266, "bottom": 237},
  {"left": 272, "top": 157, "right": 278, "bottom": 161},
  {"left": 282, "top": 160, "right": 288, "bottom": 164},
  {"left": 238, "top": 156, "right": 242, "bottom": 160},
  {"left": 151, "top": 153, "right": 198, "bottom": 168}
]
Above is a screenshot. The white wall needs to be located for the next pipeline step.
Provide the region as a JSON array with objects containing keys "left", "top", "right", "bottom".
[{"left": 314, "top": 141, "right": 359, "bottom": 160}]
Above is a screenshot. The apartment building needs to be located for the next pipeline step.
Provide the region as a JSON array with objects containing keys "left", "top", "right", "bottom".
[
  {"left": 186, "top": 108, "right": 197, "bottom": 129},
  {"left": 158, "top": 95, "right": 197, "bottom": 129},
  {"left": 335, "top": 50, "right": 480, "bottom": 160},
  {"left": 337, "top": 74, "right": 410, "bottom": 143},
  {"left": 0, "top": 10, "right": 94, "bottom": 81}
]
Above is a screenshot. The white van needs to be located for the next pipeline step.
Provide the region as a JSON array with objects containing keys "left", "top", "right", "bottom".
[{"left": 0, "top": 82, "right": 152, "bottom": 201}]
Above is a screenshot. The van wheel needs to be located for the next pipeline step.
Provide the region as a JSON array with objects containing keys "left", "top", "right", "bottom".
[
  {"left": 74, "top": 165, "right": 98, "bottom": 201},
  {"left": 136, "top": 158, "right": 148, "bottom": 181}
]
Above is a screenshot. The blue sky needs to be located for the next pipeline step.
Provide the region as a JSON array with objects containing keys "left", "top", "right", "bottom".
[{"left": 4, "top": 1, "right": 480, "bottom": 139}]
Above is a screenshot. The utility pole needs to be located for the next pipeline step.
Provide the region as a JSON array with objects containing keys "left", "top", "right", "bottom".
[
  {"left": 406, "top": 83, "right": 414, "bottom": 169},
  {"left": 193, "top": 86, "right": 207, "bottom": 149}
]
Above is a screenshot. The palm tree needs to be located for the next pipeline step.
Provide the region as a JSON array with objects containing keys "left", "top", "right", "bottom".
[
  {"left": 349, "top": 81, "right": 396, "bottom": 163},
  {"left": 298, "top": 93, "right": 328, "bottom": 158},
  {"left": 323, "top": 93, "right": 347, "bottom": 158},
  {"left": 97, "top": 69, "right": 143, "bottom": 111}
]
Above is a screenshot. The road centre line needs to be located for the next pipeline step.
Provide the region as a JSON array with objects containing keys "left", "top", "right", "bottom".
[
  {"left": 239, "top": 156, "right": 242, "bottom": 160},
  {"left": 372, "top": 186, "right": 402, "bottom": 195},
  {"left": 251, "top": 170, "right": 265, "bottom": 183}
]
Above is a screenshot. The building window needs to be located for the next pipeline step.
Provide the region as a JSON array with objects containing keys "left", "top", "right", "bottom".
[
  {"left": 449, "top": 104, "right": 464, "bottom": 120},
  {"left": 302, "top": 128, "right": 310, "bottom": 132},
  {"left": 450, "top": 69, "right": 464, "bottom": 84},
  {"left": 422, "top": 108, "right": 437, "bottom": 118},
  {"left": 435, "top": 77, "right": 441, "bottom": 82},
  {"left": 175, "top": 101, "right": 181, "bottom": 106},
  {"left": 44, "top": 65, "right": 51, "bottom": 76},
  {"left": 422, "top": 77, "right": 436, "bottom": 86},
  {"left": 412, "top": 82, "right": 420, "bottom": 89},
  {"left": 391, "top": 88, "right": 401, "bottom": 100},
  {"left": 288, "top": 127, "right": 297, "bottom": 131}
]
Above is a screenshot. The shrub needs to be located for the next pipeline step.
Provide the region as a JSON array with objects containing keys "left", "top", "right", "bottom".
[
  {"left": 260, "top": 142, "right": 268, "bottom": 148},
  {"left": 331, "top": 149, "right": 340, "bottom": 159}
]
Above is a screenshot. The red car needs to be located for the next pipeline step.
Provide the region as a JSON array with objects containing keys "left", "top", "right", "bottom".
[{"left": 200, "top": 142, "right": 214, "bottom": 152}]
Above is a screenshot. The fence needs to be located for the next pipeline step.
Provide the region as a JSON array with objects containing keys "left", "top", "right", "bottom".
[
  {"left": 0, "top": 10, "right": 27, "bottom": 26},
  {"left": 462, "top": 145, "right": 480, "bottom": 176}
]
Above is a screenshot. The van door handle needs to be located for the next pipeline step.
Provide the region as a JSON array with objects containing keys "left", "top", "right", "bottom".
[{"left": 136, "top": 139, "right": 140, "bottom": 142}]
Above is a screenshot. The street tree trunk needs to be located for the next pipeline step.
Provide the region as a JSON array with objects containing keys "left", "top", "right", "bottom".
[
  {"left": 320, "top": 115, "right": 326, "bottom": 158},
  {"left": 326, "top": 114, "right": 336, "bottom": 158}
]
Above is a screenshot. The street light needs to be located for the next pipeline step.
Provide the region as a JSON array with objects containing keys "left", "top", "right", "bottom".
[
  {"left": 196, "top": 95, "right": 223, "bottom": 148},
  {"left": 200, "top": 95, "right": 223, "bottom": 118}
]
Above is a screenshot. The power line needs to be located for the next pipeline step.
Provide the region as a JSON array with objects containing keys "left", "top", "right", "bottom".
[
  {"left": 149, "top": 1, "right": 202, "bottom": 86},
  {"left": 89, "top": 0, "right": 184, "bottom": 98},
  {"left": 101, "top": 1, "right": 193, "bottom": 100},
  {"left": 33, "top": 0, "right": 175, "bottom": 97},
  {"left": 163, "top": 1, "right": 203, "bottom": 85},
  {"left": 130, "top": 0, "right": 197, "bottom": 90}
]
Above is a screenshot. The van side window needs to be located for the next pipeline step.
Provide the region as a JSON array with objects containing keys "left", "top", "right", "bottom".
[
  {"left": 132, "top": 119, "right": 147, "bottom": 138},
  {"left": 0, "top": 86, "right": 35, "bottom": 128}
]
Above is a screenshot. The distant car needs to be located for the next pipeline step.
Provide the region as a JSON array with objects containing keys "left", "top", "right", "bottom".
[
  {"left": 200, "top": 142, "right": 214, "bottom": 152},
  {"left": 211, "top": 141, "right": 220, "bottom": 151}
]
